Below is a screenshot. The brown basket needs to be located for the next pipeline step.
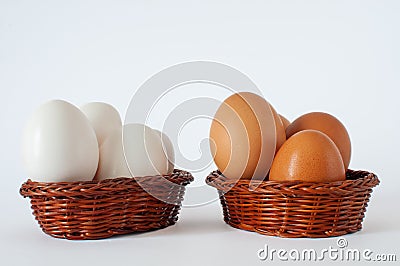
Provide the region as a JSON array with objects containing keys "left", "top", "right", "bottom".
[
  {"left": 20, "top": 169, "right": 193, "bottom": 240},
  {"left": 206, "top": 169, "right": 379, "bottom": 238}
]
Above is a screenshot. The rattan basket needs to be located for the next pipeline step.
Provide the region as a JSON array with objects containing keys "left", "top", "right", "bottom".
[
  {"left": 206, "top": 169, "right": 379, "bottom": 238},
  {"left": 20, "top": 169, "right": 193, "bottom": 240}
]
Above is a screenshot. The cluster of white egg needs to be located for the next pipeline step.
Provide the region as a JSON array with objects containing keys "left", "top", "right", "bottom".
[{"left": 22, "top": 100, "right": 174, "bottom": 182}]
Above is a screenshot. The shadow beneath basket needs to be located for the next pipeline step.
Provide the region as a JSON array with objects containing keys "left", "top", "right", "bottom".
[
  {"left": 111, "top": 203, "right": 233, "bottom": 239},
  {"left": 119, "top": 218, "right": 232, "bottom": 239}
]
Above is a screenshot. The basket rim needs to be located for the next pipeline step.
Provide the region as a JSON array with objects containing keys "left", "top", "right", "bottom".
[
  {"left": 206, "top": 169, "right": 379, "bottom": 196},
  {"left": 20, "top": 169, "right": 193, "bottom": 198}
]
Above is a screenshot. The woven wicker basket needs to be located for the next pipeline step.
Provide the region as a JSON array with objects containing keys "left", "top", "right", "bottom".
[
  {"left": 206, "top": 169, "right": 379, "bottom": 238},
  {"left": 20, "top": 169, "right": 193, "bottom": 240}
]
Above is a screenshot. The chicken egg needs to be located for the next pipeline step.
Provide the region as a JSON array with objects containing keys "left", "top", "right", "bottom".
[
  {"left": 22, "top": 100, "right": 99, "bottom": 182},
  {"left": 209, "top": 92, "right": 276, "bottom": 181}
]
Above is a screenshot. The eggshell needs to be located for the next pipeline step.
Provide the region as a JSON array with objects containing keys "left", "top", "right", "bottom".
[
  {"left": 95, "top": 128, "right": 131, "bottom": 181},
  {"left": 279, "top": 114, "right": 290, "bottom": 130},
  {"left": 22, "top": 100, "right": 99, "bottom": 182},
  {"left": 269, "top": 105, "right": 286, "bottom": 153},
  {"left": 269, "top": 130, "right": 346, "bottom": 182},
  {"left": 123, "top": 123, "right": 169, "bottom": 177},
  {"left": 81, "top": 102, "right": 122, "bottom": 147},
  {"left": 153, "top": 129, "right": 175, "bottom": 174},
  {"left": 209, "top": 92, "right": 276, "bottom": 180},
  {"left": 286, "top": 112, "right": 351, "bottom": 170}
]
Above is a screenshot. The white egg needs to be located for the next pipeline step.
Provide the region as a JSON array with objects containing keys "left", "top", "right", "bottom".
[
  {"left": 123, "top": 123, "right": 169, "bottom": 177},
  {"left": 153, "top": 129, "right": 175, "bottom": 174},
  {"left": 80, "top": 102, "right": 122, "bottom": 147},
  {"left": 22, "top": 100, "right": 99, "bottom": 182},
  {"left": 95, "top": 128, "right": 131, "bottom": 181}
]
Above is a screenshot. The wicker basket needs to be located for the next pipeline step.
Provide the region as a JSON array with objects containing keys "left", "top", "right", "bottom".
[
  {"left": 20, "top": 169, "right": 193, "bottom": 240},
  {"left": 206, "top": 169, "right": 379, "bottom": 238}
]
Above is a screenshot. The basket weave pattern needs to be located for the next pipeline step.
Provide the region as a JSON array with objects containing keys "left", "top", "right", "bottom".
[
  {"left": 20, "top": 170, "right": 193, "bottom": 240},
  {"left": 206, "top": 170, "right": 379, "bottom": 238}
]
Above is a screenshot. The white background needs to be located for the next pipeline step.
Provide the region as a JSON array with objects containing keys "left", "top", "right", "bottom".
[{"left": 1, "top": 0, "right": 399, "bottom": 265}]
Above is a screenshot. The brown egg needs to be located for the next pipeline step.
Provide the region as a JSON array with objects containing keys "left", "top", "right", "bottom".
[
  {"left": 269, "top": 105, "right": 286, "bottom": 153},
  {"left": 209, "top": 92, "right": 276, "bottom": 180},
  {"left": 279, "top": 114, "right": 290, "bottom": 130},
  {"left": 286, "top": 112, "right": 351, "bottom": 170},
  {"left": 269, "top": 130, "right": 346, "bottom": 182}
]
